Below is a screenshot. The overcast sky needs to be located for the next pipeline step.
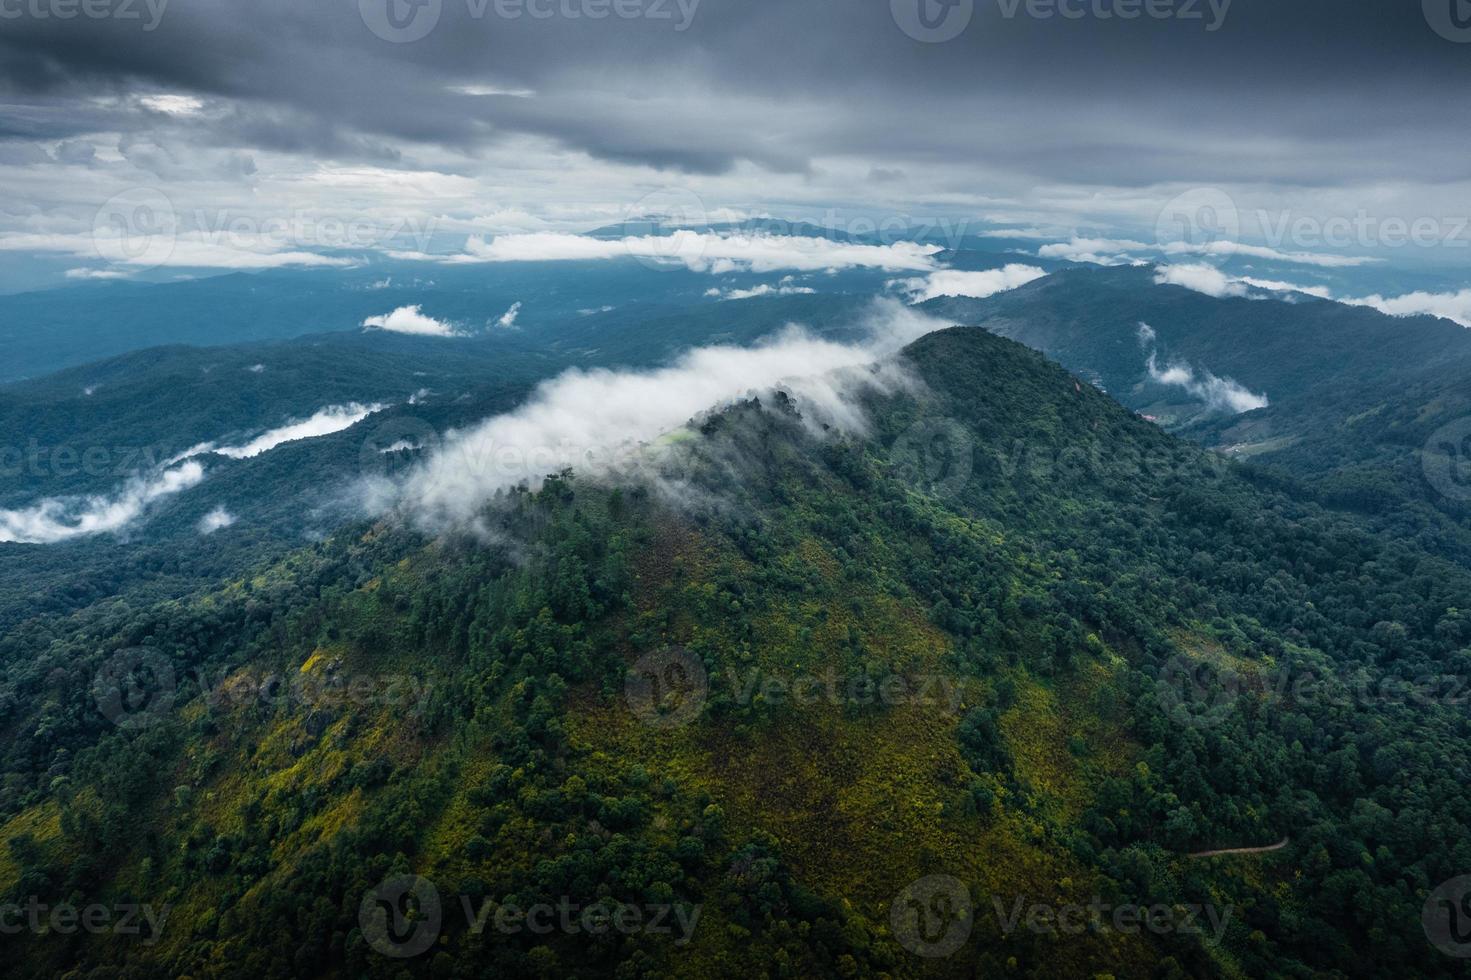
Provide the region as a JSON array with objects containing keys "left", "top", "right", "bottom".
[{"left": 2, "top": 0, "right": 1470, "bottom": 286}]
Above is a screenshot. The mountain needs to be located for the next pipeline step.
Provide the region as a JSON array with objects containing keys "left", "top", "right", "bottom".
[
  {"left": 921, "top": 265, "right": 1471, "bottom": 556},
  {"left": 0, "top": 290, "right": 894, "bottom": 631},
  {"left": 2, "top": 230, "right": 984, "bottom": 385},
  {"left": 3, "top": 327, "right": 1469, "bottom": 977},
  {"left": 920, "top": 266, "right": 1471, "bottom": 420}
]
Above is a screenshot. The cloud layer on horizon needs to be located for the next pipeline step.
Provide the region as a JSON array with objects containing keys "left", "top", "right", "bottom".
[
  {"left": 394, "top": 231, "right": 942, "bottom": 274},
  {"left": 2, "top": 0, "right": 1467, "bottom": 291}
]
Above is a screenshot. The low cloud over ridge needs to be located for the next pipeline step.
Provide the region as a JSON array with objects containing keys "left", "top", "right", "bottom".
[
  {"left": 368, "top": 300, "right": 943, "bottom": 533},
  {"left": 1138, "top": 322, "right": 1269, "bottom": 414},
  {"left": 1343, "top": 289, "right": 1471, "bottom": 328},
  {"left": 1154, "top": 263, "right": 1249, "bottom": 298},
  {"left": 901, "top": 265, "right": 1047, "bottom": 302},
  {"left": 169, "top": 403, "right": 386, "bottom": 466},
  {"left": 0, "top": 461, "right": 205, "bottom": 544},
  {"left": 364, "top": 305, "right": 460, "bottom": 337}
]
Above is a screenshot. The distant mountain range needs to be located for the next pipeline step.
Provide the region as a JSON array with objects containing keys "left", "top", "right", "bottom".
[
  {"left": 5, "top": 261, "right": 1471, "bottom": 629},
  {"left": 921, "top": 265, "right": 1471, "bottom": 554}
]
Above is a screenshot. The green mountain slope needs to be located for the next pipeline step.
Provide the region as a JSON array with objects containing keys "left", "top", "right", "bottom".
[
  {"left": 3, "top": 328, "right": 1470, "bottom": 978},
  {"left": 922, "top": 265, "right": 1471, "bottom": 558},
  {"left": 0, "top": 290, "right": 882, "bottom": 632},
  {"left": 920, "top": 266, "right": 1471, "bottom": 414}
]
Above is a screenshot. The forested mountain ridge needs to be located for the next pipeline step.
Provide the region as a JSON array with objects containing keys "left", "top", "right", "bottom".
[
  {"left": 921, "top": 266, "right": 1471, "bottom": 409},
  {"left": 0, "top": 290, "right": 879, "bottom": 632},
  {"left": 2, "top": 327, "right": 1470, "bottom": 977},
  {"left": 922, "top": 266, "right": 1471, "bottom": 559}
]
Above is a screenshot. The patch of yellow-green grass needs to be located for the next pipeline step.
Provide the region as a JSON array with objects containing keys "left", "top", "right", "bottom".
[
  {"left": 1001, "top": 661, "right": 1135, "bottom": 821},
  {"left": 571, "top": 673, "right": 1159, "bottom": 978},
  {"left": 742, "top": 593, "right": 949, "bottom": 679},
  {"left": 1002, "top": 674, "right": 1086, "bottom": 816},
  {"left": 0, "top": 801, "right": 63, "bottom": 892},
  {"left": 570, "top": 534, "right": 1112, "bottom": 969},
  {"left": 420, "top": 747, "right": 504, "bottom": 880},
  {"left": 559, "top": 517, "right": 1168, "bottom": 975},
  {"left": 714, "top": 702, "right": 990, "bottom": 899},
  {"left": 172, "top": 657, "right": 425, "bottom": 844},
  {"left": 1171, "top": 629, "right": 1270, "bottom": 676},
  {"left": 925, "top": 508, "right": 1052, "bottom": 585},
  {"left": 631, "top": 521, "right": 724, "bottom": 612},
  {"left": 136, "top": 683, "right": 439, "bottom": 964}
]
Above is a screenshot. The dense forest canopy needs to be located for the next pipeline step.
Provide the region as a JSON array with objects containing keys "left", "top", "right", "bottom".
[{"left": 2, "top": 327, "right": 1469, "bottom": 977}]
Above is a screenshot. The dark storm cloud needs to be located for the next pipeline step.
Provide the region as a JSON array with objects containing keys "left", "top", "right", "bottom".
[{"left": 0, "top": 0, "right": 1467, "bottom": 184}]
